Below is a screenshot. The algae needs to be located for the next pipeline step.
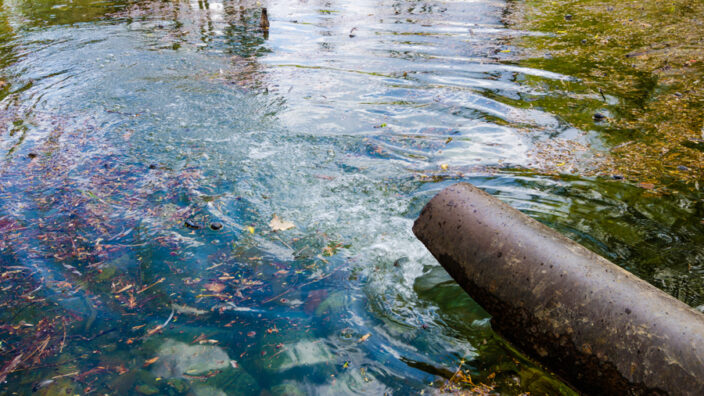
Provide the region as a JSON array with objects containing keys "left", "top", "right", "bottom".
[{"left": 507, "top": 0, "right": 704, "bottom": 187}]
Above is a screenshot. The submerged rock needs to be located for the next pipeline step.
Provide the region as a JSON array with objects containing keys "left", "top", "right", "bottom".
[
  {"left": 151, "top": 339, "right": 259, "bottom": 395},
  {"left": 167, "top": 378, "right": 189, "bottom": 393},
  {"left": 322, "top": 369, "right": 389, "bottom": 394},
  {"left": 36, "top": 378, "right": 83, "bottom": 396},
  {"left": 266, "top": 340, "right": 334, "bottom": 372},
  {"left": 190, "top": 385, "right": 227, "bottom": 396},
  {"left": 314, "top": 291, "right": 347, "bottom": 317},
  {"left": 152, "top": 339, "right": 230, "bottom": 378},
  {"left": 271, "top": 382, "right": 306, "bottom": 396},
  {"left": 96, "top": 253, "right": 129, "bottom": 281},
  {"left": 135, "top": 384, "right": 160, "bottom": 395}
]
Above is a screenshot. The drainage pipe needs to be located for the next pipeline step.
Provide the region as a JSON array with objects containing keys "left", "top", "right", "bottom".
[{"left": 412, "top": 183, "right": 704, "bottom": 395}]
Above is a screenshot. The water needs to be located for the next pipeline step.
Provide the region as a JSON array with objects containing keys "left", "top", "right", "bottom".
[{"left": 0, "top": 1, "right": 702, "bottom": 395}]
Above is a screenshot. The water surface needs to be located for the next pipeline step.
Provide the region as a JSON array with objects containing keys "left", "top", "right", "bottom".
[{"left": 0, "top": 1, "right": 702, "bottom": 395}]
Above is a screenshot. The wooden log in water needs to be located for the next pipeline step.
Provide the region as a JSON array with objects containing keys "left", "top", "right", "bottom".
[{"left": 412, "top": 183, "right": 704, "bottom": 395}]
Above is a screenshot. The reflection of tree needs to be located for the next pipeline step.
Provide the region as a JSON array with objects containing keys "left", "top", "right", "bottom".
[{"left": 112, "top": 1, "right": 269, "bottom": 89}]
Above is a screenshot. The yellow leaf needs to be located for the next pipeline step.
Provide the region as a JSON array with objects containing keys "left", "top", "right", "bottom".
[
  {"left": 269, "top": 215, "right": 295, "bottom": 232},
  {"left": 247, "top": 226, "right": 255, "bottom": 234},
  {"left": 440, "top": 164, "right": 449, "bottom": 171}
]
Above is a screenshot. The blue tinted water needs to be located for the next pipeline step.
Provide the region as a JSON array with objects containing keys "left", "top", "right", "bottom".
[{"left": 0, "top": 1, "right": 702, "bottom": 395}]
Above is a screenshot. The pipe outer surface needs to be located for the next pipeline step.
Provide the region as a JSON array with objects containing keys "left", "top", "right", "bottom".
[{"left": 412, "top": 183, "right": 704, "bottom": 396}]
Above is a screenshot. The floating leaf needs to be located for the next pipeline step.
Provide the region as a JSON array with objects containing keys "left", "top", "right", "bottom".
[
  {"left": 358, "top": 333, "right": 371, "bottom": 343},
  {"left": 269, "top": 214, "right": 295, "bottom": 231}
]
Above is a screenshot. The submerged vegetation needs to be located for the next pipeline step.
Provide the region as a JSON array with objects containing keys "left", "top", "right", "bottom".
[{"left": 507, "top": 0, "right": 704, "bottom": 188}]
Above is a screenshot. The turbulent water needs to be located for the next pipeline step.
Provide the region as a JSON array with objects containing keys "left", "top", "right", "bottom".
[{"left": 0, "top": 0, "right": 702, "bottom": 395}]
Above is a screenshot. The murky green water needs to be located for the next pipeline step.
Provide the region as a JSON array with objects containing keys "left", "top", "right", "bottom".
[{"left": 0, "top": 1, "right": 702, "bottom": 395}]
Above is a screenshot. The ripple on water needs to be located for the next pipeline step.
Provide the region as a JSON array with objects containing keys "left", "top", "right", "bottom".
[{"left": 1, "top": 1, "right": 702, "bottom": 395}]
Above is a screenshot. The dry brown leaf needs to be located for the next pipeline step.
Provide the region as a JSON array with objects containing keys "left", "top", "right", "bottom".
[
  {"left": 127, "top": 293, "right": 137, "bottom": 309},
  {"left": 192, "top": 333, "right": 207, "bottom": 344},
  {"left": 269, "top": 214, "right": 295, "bottom": 232},
  {"left": 146, "top": 325, "right": 163, "bottom": 336},
  {"left": 116, "top": 364, "right": 128, "bottom": 375},
  {"left": 143, "top": 357, "right": 159, "bottom": 367},
  {"left": 204, "top": 282, "right": 226, "bottom": 293}
]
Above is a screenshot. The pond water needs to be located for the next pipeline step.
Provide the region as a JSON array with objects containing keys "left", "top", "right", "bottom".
[{"left": 0, "top": 0, "right": 702, "bottom": 395}]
